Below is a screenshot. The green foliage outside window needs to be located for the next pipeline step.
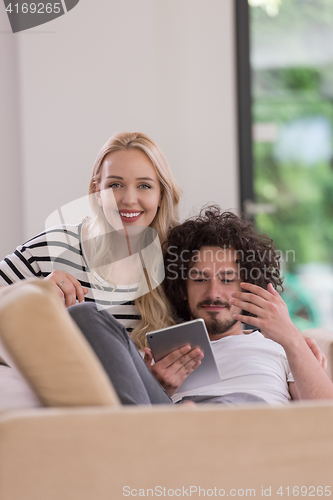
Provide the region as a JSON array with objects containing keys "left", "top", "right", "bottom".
[{"left": 250, "top": 0, "right": 333, "bottom": 327}]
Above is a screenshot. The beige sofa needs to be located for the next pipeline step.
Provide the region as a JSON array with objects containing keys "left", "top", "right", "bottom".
[{"left": 1, "top": 280, "right": 333, "bottom": 500}]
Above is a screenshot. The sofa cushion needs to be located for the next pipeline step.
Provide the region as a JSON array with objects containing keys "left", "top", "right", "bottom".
[{"left": 0, "top": 280, "right": 119, "bottom": 407}]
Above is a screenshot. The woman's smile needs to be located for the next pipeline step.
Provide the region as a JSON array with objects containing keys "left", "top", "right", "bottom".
[
  {"left": 95, "top": 149, "right": 161, "bottom": 229},
  {"left": 118, "top": 209, "right": 144, "bottom": 223}
]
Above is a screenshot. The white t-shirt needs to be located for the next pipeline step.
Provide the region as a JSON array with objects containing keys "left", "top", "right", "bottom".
[{"left": 173, "top": 331, "right": 294, "bottom": 405}]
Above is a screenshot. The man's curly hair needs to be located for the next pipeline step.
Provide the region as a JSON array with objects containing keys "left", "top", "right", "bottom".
[{"left": 163, "top": 205, "right": 284, "bottom": 321}]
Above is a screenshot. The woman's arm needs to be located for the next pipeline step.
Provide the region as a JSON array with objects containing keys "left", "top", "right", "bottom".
[
  {"left": 44, "top": 270, "right": 87, "bottom": 306},
  {"left": 0, "top": 228, "right": 87, "bottom": 306}
]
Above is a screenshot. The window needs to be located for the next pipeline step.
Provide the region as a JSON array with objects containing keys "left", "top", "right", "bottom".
[{"left": 237, "top": 0, "right": 333, "bottom": 329}]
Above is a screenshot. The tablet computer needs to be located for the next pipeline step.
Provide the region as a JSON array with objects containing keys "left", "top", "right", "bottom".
[{"left": 146, "top": 319, "right": 221, "bottom": 393}]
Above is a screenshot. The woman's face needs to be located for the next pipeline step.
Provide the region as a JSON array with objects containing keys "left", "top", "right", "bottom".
[{"left": 95, "top": 149, "right": 162, "bottom": 229}]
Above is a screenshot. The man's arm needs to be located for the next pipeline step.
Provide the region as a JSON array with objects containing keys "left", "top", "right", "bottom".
[
  {"left": 230, "top": 282, "right": 333, "bottom": 401},
  {"left": 302, "top": 336, "right": 327, "bottom": 370},
  {"left": 288, "top": 382, "right": 299, "bottom": 400}
]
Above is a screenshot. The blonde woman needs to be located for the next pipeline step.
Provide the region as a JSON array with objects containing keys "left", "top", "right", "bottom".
[
  {"left": 1, "top": 132, "right": 205, "bottom": 407},
  {"left": 0, "top": 132, "right": 179, "bottom": 346},
  {"left": 83, "top": 131, "right": 182, "bottom": 348}
]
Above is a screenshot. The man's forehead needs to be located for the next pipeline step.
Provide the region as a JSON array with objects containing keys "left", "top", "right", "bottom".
[
  {"left": 190, "top": 267, "right": 237, "bottom": 276},
  {"left": 190, "top": 246, "right": 238, "bottom": 265},
  {"left": 187, "top": 246, "right": 239, "bottom": 276}
]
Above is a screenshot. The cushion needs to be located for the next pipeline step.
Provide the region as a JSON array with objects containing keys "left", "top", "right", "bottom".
[{"left": 0, "top": 280, "right": 119, "bottom": 407}]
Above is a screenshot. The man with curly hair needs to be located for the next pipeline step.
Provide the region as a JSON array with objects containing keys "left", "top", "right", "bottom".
[{"left": 143, "top": 205, "right": 333, "bottom": 405}]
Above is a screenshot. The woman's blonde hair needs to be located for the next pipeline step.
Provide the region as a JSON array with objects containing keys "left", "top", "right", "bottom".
[{"left": 87, "top": 131, "right": 181, "bottom": 349}]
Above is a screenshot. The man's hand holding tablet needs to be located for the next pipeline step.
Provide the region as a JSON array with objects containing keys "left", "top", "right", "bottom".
[
  {"left": 144, "top": 319, "right": 221, "bottom": 397},
  {"left": 144, "top": 344, "right": 204, "bottom": 397}
]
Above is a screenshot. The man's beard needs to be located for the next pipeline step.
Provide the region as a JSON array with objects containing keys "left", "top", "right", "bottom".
[
  {"left": 204, "top": 317, "right": 237, "bottom": 336},
  {"left": 189, "top": 300, "right": 238, "bottom": 337}
]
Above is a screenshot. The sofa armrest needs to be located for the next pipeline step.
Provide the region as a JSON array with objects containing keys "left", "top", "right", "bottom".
[
  {"left": 1, "top": 402, "right": 333, "bottom": 499},
  {"left": 0, "top": 280, "right": 119, "bottom": 407}
]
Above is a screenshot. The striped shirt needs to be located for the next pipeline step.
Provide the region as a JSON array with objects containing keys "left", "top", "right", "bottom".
[{"left": 0, "top": 223, "right": 141, "bottom": 331}]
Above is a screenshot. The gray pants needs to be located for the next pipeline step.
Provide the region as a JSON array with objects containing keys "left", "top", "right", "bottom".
[{"left": 68, "top": 303, "right": 172, "bottom": 406}]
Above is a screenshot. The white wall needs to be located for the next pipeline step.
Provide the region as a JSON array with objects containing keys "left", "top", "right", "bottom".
[
  {"left": 0, "top": 9, "right": 23, "bottom": 257},
  {"left": 0, "top": 0, "right": 239, "bottom": 257}
]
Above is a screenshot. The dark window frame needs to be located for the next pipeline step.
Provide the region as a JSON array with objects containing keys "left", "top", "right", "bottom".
[{"left": 234, "top": 0, "right": 253, "bottom": 215}]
